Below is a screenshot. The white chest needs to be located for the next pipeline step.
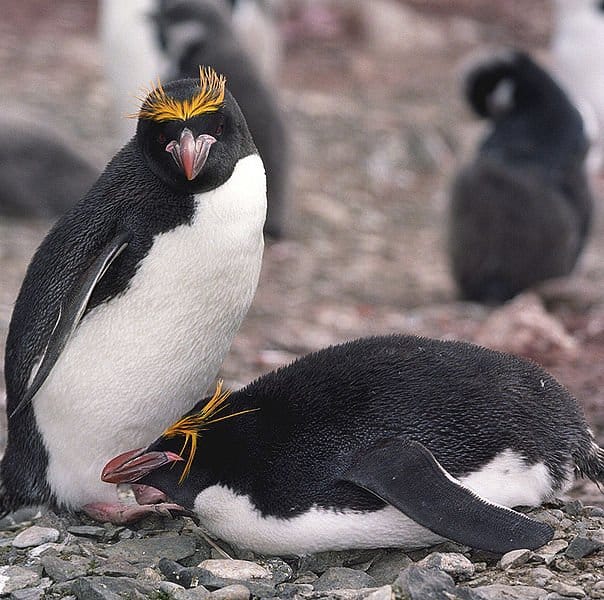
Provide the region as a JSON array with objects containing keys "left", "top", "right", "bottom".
[{"left": 34, "top": 154, "right": 266, "bottom": 508}]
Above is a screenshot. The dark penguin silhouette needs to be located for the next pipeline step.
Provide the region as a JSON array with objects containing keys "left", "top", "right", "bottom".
[
  {"left": 103, "top": 335, "right": 604, "bottom": 555},
  {"left": 156, "top": 0, "right": 289, "bottom": 238},
  {"left": 449, "top": 50, "right": 594, "bottom": 303},
  {"left": 0, "top": 117, "right": 99, "bottom": 219},
  {"left": 0, "top": 69, "right": 266, "bottom": 520}
]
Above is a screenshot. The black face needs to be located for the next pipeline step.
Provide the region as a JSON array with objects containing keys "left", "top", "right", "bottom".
[{"left": 136, "top": 79, "right": 256, "bottom": 194}]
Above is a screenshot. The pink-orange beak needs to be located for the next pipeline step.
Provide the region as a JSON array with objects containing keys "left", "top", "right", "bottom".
[
  {"left": 165, "top": 128, "right": 216, "bottom": 180},
  {"left": 101, "top": 447, "right": 183, "bottom": 484}
]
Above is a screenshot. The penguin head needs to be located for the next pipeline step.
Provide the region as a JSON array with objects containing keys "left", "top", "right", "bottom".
[
  {"left": 102, "top": 382, "right": 255, "bottom": 507},
  {"left": 134, "top": 67, "right": 256, "bottom": 193}
]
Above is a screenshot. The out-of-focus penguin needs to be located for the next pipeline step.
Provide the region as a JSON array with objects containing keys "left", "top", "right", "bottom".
[
  {"left": 551, "top": 0, "right": 604, "bottom": 173},
  {"left": 103, "top": 334, "right": 604, "bottom": 554},
  {"left": 449, "top": 50, "right": 593, "bottom": 303},
  {"left": 0, "top": 115, "right": 99, "bottom": 219},
  {"left": 0, "top": 69, "right": 266, "bottom": 521}
]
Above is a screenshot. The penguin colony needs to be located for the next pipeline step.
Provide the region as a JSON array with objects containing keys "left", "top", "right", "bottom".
[
  {"left": 0, "top": 69, "right": 267, "bottom": 518},
  {"left": 104, "top": 335, "right": 604, "bottom": 556},
  {"left": 100, "top": 0, "right": 288, "bottom": 238},
  {"left": 448, "top": 50, "right": 593, "bottom": 303}
]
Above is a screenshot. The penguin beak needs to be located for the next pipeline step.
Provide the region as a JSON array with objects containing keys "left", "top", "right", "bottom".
[
  {"left": 101, "top": 447, "right": 183, "bottom": 484},
  {"left": 165, "top": 128, "right": 217, "bottom": 180}
]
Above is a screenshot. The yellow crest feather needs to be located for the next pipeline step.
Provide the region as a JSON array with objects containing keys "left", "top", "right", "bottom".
[
  {"left": 162, "top": 380, "right": 257, "bottom": 484},
  {"left": 134, "top": 66, "right": 226, "bottom": 122}
]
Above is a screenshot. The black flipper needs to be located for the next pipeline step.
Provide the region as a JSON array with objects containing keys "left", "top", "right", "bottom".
[
  {"left": 9, "top": 231, "right": 131, "bottom": 419},
  {"left": 342, "top": 438, "right": 554, "bottom": 554}
]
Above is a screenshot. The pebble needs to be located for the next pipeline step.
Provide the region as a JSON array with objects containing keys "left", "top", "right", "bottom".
[
  {"left": 417, "top": 552, "right": 475, "bottom": 579},
  {"left": 103, "top": 533, "right": 196, "bottom": 566},
  {"left": 563, "top": 500, "right": 583, "bottom": 517},
  {"left": 547, "top": 581, "right": 586, "bottom": 598},
  {"left": 26, "top": 542, "right": 65, "bottom": 558},
  {"left": 0, "top": 565, "right": 41, "bottom": 595},
  {"left": 12, "top": 526, "right": 59, "bottom": 549},
  {"left": 39, "top": 554, "right": 90, "bottom": 582},
  {"left": 472, "top": 584, "right": 547, "bottom": 600},
  {"left": 198, "top": 559, "right": 270, "bottom": 581},
  {"left": 67, "top": 525, "right": 107, "bottom": 540},
  {"left": 313, "top": 567, "right": 378, "bottom": 591},
  {"left": 533, "top": 539, "right": 569, "bottom": 564},
  {"left": 364, "top": 585, "right": 394, "bottom": 600},
  {"left": 392, "top": 565, "right": 458, "bottom": 600},
  {"left": 564, "top": 535, "right": 603, "bottom": 559},
  {"left": 366, "top": 550, "right": 413, "bottom": 586},
  {"left": 210, "top": 584, "right": 251, "bottom": 600},
  {"left": 499, "top": 549, "right": 532, "bottom": 570}
]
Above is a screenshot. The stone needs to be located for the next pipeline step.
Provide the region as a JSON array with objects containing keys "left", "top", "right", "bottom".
[
  {"left": 366, "top": 550, "right": 413, "bottom": 586},
  {"left": 9, "top": 585, "right": 46, "bottom": 600},
  {"left": 417, "top": 552, "right": 475, "bottom": 579},
  {"left": 565, "top": 535, "right": 603, "bottom": 559},
  {"left": 313, "top": 567, "right": 378, "bottom": 591},
  {"left": 12, "top": 526, "right": 60, "bottom": 549},
  {"left": 276, "top": 583, "right": 315, "bottom": 599},
  {"left": 210, "top": 584, "right": 250, "bottom": 600},
  {"left": 40, "top": 554, "right": 90, "bottom": 582},
  {"left": 0, "top": 566, "right": 41, "bottom": 595},
  {"left": 294, "top": 571, "right": 319, "bottom": 584},
  {"left": 103, "top": 533, "right": 196, "bottom": 566},
  {"left": 547, "top": 581, "right": 585, "bottom": 598},
  {"left": 159, "top": 580, "right": 211, "bottom": 600},
  {"left": 472, "top": 584, "right": 548, "bottom": 600},
  {"left": 393, "top": 565, "right": 456, "bottom": 600},
  {"left": 70, "top": 576, "right": 155, "bottom": 600},
  {"left": 260, "top": 557, "right": 294, "bottom": 584},
  {"left": 27, "top": 542, "right": 65, "bottom": 558},
  {"left": 93, "top": 558, "right": 140, "bottom": 578},
  {"left": 67, "top": 525, "right": 107, "bottom": 540},
  {"left": 563, "top": 500, "right": 583, "bottom": 516},
  {"left": 534, "top": 539, "right": 569, "bottom": 564},
  {"left": 364, "top": 585, "right": 393, "bottom": 600},
  {"left": 499, "top": 549, "right": 532, "bottom": 569},
  {"left": 197, "top": 559, "right": 270, "bottom": 581},
  {"left": 583, "top": 506, "right": 604, "bottom": 517},
  {"left": 527, "top": 567, "right": 555, "bottom": 588},
  {"left": 298, "top": 550, "right": 377, "bottom": 574},
  {"left": 137, "top": 567, "right": 164, "bottom": 584}
]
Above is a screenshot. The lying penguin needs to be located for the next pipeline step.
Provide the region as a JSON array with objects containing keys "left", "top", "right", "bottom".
[
  {"left": 0, "top": 68, "right": 266, "bottom": 521},
  {"left": 449, "top": 50, "right": 594, "bottom": 303},
  {"left": 102, "top": 334, "right": 604, "bottom": 555}
]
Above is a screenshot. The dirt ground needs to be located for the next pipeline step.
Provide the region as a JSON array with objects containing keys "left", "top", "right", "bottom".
[{"left": 0, "top": 0, "right": 603, "bottom": 504}]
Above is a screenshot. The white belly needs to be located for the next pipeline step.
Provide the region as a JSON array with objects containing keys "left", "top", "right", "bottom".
[
  {"left": 193, "top": 449, "right": 567, "bottom": 556},
  {"left": 34, "top": 154, "right": 266, "bottom": 508}
]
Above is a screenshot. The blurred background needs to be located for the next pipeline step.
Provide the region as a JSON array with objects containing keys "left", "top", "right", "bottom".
[{"left": 0, "top": 0, "right": 603, "bottom": 504}]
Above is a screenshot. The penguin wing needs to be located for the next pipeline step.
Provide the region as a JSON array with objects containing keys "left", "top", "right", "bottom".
[
  {"left": 9, "top": 231, "right": 131, "bottom": 419},
  {"left": 342, "top": 437, "right": 553, "bottom": 554}
]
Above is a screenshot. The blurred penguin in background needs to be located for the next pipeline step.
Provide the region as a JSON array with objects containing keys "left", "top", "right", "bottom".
[
  {"left": 449, "top": 50, "right": 593, "bottom": 304},
  {"left": 99, "top": 0, "right": 288, "bottom": 238},
  {"left": 551, "top": 0, "right": 604, "bottom": 174},
  {"left": 0, "top": 114, "right": 99, "bottom": 220}
]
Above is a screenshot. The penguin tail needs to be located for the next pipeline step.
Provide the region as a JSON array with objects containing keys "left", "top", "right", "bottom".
[{"left": 575, "top": 438, "right": 604, "bottom": 487}]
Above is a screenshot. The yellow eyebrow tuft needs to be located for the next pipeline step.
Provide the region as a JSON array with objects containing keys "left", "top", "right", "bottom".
[
  {"left": 162, "top": 380, "right": 258, "bottom": 484},
  {"left": 132, "top": 66, "right": 226, "bottom": 123}
]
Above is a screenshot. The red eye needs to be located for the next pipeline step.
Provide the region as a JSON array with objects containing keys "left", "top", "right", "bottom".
[
  {"left": 158, "top": 133, "right": 166, "bottom": 144},
  {"left": 215, "top": 121, "right": 224, "bottom": 137}
]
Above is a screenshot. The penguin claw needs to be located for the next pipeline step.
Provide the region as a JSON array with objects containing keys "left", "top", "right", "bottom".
[{"left": 81, "top": 501, "right": 188, "bottom": 525}]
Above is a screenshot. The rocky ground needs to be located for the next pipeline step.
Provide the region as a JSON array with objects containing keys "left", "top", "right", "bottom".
[{"left": 1, "top": 0, "right": 604, "bottom": 598}]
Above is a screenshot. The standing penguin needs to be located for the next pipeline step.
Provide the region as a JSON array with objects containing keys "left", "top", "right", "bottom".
[
  {"left": 449, "top": 50, "right": 593, "bottom": 303},
  {"left": 103, "top": 335, "right": 604, "bottom": 555},
  {"left": 0, "top": 68, "right": 267, "bottom": 519}
]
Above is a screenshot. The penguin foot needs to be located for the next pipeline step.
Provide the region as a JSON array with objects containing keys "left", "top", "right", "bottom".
[
  {"left": 131, "top": 484, "right": 168, "bottom": 504},
  {"left": 81, "top": 501, "right": 187, "bottom": 525}
]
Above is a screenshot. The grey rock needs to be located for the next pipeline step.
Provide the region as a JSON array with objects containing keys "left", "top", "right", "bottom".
[
  {"left": 159, "top": 580, "right": 188, "bottom": 596},
  {"left": 366, "top": 550, "right": 413, "bottom": 586},
  {"left": 534, "top": 539, "right": 569, "bottom": 564},
  {"left": 93, "top": 558, "right": 141, "bottom": 578},
  {"left": 70, "top": 576, "right": 155, "bottom": 600},
  {"left": 159, "top": 580, "right": 211, "bottom": 600},
  {"left": 261, "top": 557, "right": 294, "bottom": 584},
  {"left": 313, "top": 567, "right": 377, "bottom": 591},
  {"left": 9, "top": 586, "right": 45, "bottom": 600},
  {"left": 0, "top": 566, "right": 41, "bottom": 595},
  {"left": 364, "top": 585, "right": 393, "bottom": 600},
  {"left": 276, "top": 583, "right": 315, "bottom": 598},
  {"left": 526, "top": 567, "right": 555, "bottom": 588},
  {"left": 418, "top": 552, "right": 475, "bottom": 579},
  {"left": 103, "top": 533, "right": 196, "bottom": 566},
  {"left": 472, "top": 584, "right": 548, "bottom": 600},
  {"left": 298, "top": 550, "right": 377, "bottom": 574},
  {"left": 547, "top": 581, "right": 585, "bottom": 598},
  {"left": 499, "top": 549, "right": 532, "bottom": 569},
  {"left": 198, "top": 559, "right": 270, "bottom": 581},
  {"left": 563, "top": 500, "right": 583, "bottom": 516},
  {"left": 392, "top": 565, "right": 456, "bottom": 600},
  {"left": 40, "top": 554, "right": 90, "bottom": 582},
  {"left": 565, "top": 535, "right": 603, "bottom": 559},
  {"left": 136, "top": 567, "right": 164, "bottom": 584},
  {"left": 27, "top": 542, "right": 65, "bottom": 558},
  {"left": 294, "top": 571, "right": 319, "bottom": 584},
  {"left": 545, "top": 595, "right": 574, "bottom": 600},
  {"left": 583, "top": 506, "right": 604, "bottom": 517},
  {"left": 67, "top": 525, "right": 107, "bottom": 540},
  {"left": 210, "top": 584, "right": 250, "bottom": 600},
  {"left": 12, "top": 526, "right": 60, "bottom": 548},
  {"left": 0, "top": 507, "right": 40, "bottom": 531}
]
